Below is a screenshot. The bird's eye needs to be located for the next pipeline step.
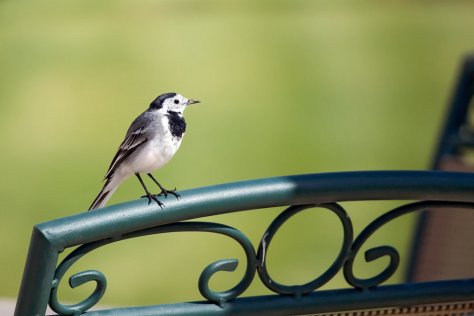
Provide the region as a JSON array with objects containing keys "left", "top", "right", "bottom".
[{"left": 173, "top": 99, "right": 179, "bottom": 104}]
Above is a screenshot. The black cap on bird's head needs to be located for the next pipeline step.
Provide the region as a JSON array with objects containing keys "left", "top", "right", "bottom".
[
  {"left": 150, "top": 92, "right": 177, "bottom": 110},
  {"left": 149, "top": 92, "right": 200, "bottom": 111}
]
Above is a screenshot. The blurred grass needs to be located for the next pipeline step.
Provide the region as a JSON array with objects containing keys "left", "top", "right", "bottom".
[{"left": 1, "top": 0, "right": 474, "bottom": 308}]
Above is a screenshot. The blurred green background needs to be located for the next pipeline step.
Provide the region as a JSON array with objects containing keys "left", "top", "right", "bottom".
[{"left": 1, "top": 0, "right": 474, "bottom": 308}]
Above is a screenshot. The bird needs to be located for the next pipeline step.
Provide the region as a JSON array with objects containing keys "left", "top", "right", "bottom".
[{"left": 88, "top": 92, "right": 200, "bottom": 210}]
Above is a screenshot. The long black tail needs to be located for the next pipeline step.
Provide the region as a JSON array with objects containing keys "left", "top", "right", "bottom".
[{"left": 89, "top": 177, "right": 119, "bottom": 210}]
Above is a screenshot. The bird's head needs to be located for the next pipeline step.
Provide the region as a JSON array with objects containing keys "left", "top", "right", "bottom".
[{"left": 149, "top": 92, "right": 200, "bottom": 113}]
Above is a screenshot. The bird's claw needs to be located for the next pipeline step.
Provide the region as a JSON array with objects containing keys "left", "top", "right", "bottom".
[
  {"left": 141, "top": 193, "right": 164, "bottom": 209},
  {"left": 158, "top": 187, "right": 180, "bottom": 200}
]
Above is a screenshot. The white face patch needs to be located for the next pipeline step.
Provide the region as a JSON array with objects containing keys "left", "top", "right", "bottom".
[{"left": 161, "top": 94, "right": 188, "bottom": 113}]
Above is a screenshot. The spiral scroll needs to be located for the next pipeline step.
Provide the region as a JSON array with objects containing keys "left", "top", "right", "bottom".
[
  {"left": 49, "top": 239, "right": 110, "bottom": 315},
  {"left": 257, "top": 203, "right": 353, "bottom": 296},
  {"left": 343, "top": 201, "right": 474, "bottom": 289},
  {"left": 49, "top": 222, "right": 257, "bottom": 314}
]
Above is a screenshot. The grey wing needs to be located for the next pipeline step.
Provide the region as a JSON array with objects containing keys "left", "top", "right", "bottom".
[{"left": 104, "top": 112, "right": 154, "bottom": 179}]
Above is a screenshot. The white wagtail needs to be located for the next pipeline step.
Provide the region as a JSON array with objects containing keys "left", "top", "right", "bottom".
[{"left": 89, "top": 92, "right": 200, "bottom": 210}]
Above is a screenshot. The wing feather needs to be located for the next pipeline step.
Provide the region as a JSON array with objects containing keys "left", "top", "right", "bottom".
[{"left": 104, "top": 112, "right": 154, "bottom": 179}]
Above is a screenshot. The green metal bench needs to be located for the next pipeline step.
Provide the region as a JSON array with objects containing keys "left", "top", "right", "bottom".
[{"left": 15, "top": 56, "right": 474, "bottom": 316}]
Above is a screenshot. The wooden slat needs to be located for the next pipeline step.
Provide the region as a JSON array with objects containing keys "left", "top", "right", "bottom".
[{"left": 304, "top": 301, "right": 474, "bottom": 316}]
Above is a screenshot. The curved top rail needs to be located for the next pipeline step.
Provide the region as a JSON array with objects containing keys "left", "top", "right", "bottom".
[{"left": 39, "top": 171, "right": 474, "bottom": 248}]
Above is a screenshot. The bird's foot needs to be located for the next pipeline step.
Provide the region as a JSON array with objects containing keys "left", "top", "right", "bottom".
[
  {"left": 158, "top": 187, "right": 180, "bottom": 200},
  {"left": 141, "top": 193, "right": 164, "bottom": 209}
]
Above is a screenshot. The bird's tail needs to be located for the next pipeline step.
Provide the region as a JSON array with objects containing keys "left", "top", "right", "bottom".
[{"left": 88, "top": 175, "right": 123, "bottom": 211}]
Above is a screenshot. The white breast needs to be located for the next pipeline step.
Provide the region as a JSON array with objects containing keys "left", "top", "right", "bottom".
[{"left": 117, "top": 115, "right": 184, "bottom": 176}]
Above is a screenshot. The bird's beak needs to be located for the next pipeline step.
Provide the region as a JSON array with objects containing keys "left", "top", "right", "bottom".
[{"left": 186, "top": 99, "right": 200, "bottom": 105}]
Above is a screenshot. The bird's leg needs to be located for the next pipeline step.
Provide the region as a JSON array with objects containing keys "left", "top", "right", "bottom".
[
  {"left": 136, "top": 173, "right": 164, "bottom": 209},
  {"left": 147, "top": 173, "right": 180, "bottom": 200}
]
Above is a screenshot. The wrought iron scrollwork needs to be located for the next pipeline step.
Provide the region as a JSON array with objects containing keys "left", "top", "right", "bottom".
[
  {"left": 257, "top": 203, "right": 353, "bottom": 296},
  {"left": 343, "top": 201, "right": 474, "bottom": 289},
  {"left": 49, "top": 200, "right": 474, "bottom": 314},
  {"left": 49, "top": 222, "right": 257, "bottom": 314},
  {"left": 50, "top": 239, "right": 110, "bottom": 315}
]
